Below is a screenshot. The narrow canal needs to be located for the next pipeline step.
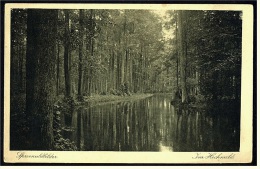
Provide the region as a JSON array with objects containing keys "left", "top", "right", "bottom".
[{"left": 61, "top": 94, "right": 240, "bottom": 152}]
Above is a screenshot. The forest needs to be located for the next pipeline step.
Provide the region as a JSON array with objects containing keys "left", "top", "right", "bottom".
[{"left": 10, "top": 9, "right": 242, "bottom": 150}]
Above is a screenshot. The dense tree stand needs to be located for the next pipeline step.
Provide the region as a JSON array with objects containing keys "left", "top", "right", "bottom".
[{"left": 10, "top": 9, "right": 241, "bottom": 150}]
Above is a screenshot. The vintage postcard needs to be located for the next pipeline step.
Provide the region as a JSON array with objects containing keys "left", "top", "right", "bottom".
[{"left": 3, "top": 3, "right": 253, "bottom": 164}]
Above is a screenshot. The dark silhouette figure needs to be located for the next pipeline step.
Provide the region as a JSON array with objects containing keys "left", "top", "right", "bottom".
[{"left": 171, "top": 89, "right": 182, "bottom": 105}]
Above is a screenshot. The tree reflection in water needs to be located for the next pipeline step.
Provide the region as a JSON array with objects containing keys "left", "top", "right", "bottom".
[{"left": 61, "top": 94, "right": 240, "bottom": 151}]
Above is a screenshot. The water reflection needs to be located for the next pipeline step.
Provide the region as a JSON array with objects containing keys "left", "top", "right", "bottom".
[{"left": 61, "top": 94, "right": 240, "bottom": 151}]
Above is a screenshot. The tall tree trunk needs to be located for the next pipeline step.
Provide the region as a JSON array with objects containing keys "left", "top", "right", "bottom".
[
  {"left": 18, "top": 44, "right": 24, "bottom": 92},
  {"left": 125, "top": 49, "right": 128, "bottom": 85},
  {"left": 89, "top": 21, "right": 95, "bottom": 95},
  {"left": 86, "top": 9, "right": 95, "bottom": 96},
  {"left": 175, "top": 19, "right": 179, "bottom": 91},
  {"left": 195, "top": 66, "right": 199, "bottom": 95},
  {"left": 132, "top": 58, "right": 136, "bottom": 93},
  {"left": 56, "top": 41, "right": 60, "bottom": 96},
  {"left": 111, "top": 50, "right": 115, "bottom": 89},
  {"left": 26, "top": 9, "right": 58, "bottom": 150},
  {"left": 122, "top": 10, "right": 127, "bottom": 85},
  {"left": 117, "top": 52, "right": 121, "bottom": 90},
  {"left": 78, "top": 9, "right": 84, "bottom": 98},
  {"left": 64, "top": 10, "right": 71, "bottom": 97},
  {"left": 121, "top": 52, "right": 125, "bottom": 85},
  {"left": 139, "top": 45, "right": 143, "bottom": 93},
  {"left": 178, "top": 11, "right": 188, "bottom": 103},
  {"left": 144, "top": 48, "right": 148, "bottom": 92},
  {"left": 129, "top": 50, "right": 133, "bottom": 92},
  {"left": 83, "top": 10, "right": 91, "bottom": 96}
]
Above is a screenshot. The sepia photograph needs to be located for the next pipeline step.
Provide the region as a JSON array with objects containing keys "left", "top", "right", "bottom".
[{"left": 3, "top": 3, "right": 254, "bottom": 164}]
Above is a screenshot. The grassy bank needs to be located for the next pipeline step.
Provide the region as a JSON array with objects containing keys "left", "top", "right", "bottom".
[{"left": 82, "top": 93, "right": 153, "bottom": 105}]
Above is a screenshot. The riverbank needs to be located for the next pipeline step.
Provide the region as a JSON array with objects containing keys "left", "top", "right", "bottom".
[
  {"left": 56, "top": 93, "right": 155, "bottom": 109},
  {"left": 82, "top": 93, "right": 153, "bottom": 106}
]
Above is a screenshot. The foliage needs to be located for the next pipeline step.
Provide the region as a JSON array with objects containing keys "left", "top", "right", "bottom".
[
  {"left": 53, "top": 109, "right": 77, "bottom": 151},
  {"left": 165, "top": 10, "right": 242, "bottom": 103}
]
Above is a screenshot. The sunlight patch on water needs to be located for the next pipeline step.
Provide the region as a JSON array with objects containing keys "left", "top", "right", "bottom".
[
  {"left": 164, "top": 99, "right": 167, "bottom": 108},
  {"left": 159, "top": 141, "right": 173, "bottom": 152}
]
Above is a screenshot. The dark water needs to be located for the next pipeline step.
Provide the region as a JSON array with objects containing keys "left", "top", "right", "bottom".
[{"left": 61, "top": 94, "right": 240, "bottom": 151}]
